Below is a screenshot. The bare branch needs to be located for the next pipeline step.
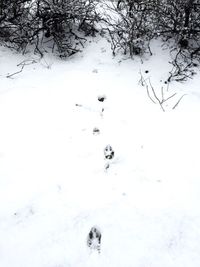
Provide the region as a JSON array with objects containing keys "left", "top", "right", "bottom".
[
  {"left": 172, "top": 94, "right": 187, "bottom": 110},
  {"left": 139, "top": 71, "right": 184, "bottom": 112},
  {"left": 6, "top": 65, "right": 25, "bottom": 79}
]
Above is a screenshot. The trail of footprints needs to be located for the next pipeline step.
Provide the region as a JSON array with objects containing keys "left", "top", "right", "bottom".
[{"left": 86, "top": 94, "right": 115, "bottom": 253}]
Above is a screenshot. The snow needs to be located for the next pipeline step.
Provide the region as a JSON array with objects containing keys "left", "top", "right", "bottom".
[{"left": 0, "top": 36, "right": 200, "bottom": 267}]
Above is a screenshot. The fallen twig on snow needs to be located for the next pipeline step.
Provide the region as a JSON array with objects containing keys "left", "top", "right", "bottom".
[
  {"left": 6, "top": 59, "right": 37, "bottom": 78},
  {"left": 139, "top": 71, "right": 185, "bottom": 111},
  {"left": 6, "top": 65, "right": 25, "bottom": 79}
]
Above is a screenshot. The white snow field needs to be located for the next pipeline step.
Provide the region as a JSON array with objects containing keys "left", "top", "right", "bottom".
[{"left": 0, "top": 36, "right": 200, "bottom": 267}]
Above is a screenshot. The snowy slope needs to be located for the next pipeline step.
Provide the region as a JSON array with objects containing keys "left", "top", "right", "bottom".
[{"left": 0, "top": 37, "right": 200, "bottom": 267}]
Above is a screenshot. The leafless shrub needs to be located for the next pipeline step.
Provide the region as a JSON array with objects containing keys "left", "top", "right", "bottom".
[
  {"left": 167, "top": 48, "right": 198, "bottom": 82},
  {"left": 101, "top": 0, "right": 155, "bottom": 57},
  {"left": 0, "top": 0, "right": 100, "bottom": 57},
  {"left": 101, "top": 0, "right": 200, "bottom": 80}
]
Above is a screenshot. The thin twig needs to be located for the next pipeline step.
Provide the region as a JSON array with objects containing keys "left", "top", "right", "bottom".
[
  {"left": 172, "top": 94, "right": 187, "bottom": 110},
  {"left": 146, "top": 84, "right": 157, "bottom": 104},
  {"left": 139, "top": 71, "right": 182, "bottom": 112},
  {"left": 17, "top": 59, "right": 37, "bottom": 67},
  {"left": 162, "top": 93, "right": 177, "bottom": 103},
  {"left": 6, "top": 65, "right": 25, "bottom": 78}
]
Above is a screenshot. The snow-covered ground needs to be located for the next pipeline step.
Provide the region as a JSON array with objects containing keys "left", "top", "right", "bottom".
[{"left": 0, "top": 36, "right": 200, "bottom": 267}]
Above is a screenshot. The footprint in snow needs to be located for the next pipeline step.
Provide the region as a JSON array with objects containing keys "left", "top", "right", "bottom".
[
  {"left": 87, "top": 226, "right": 101, "bottom": 253},
  {"left": 104, "top": 144, "right": 115, "bottom": 160},
  {"left": 98, "top": 94, "right": 106, "bottom": 102},
  {"left": 92, "top": 69, "right": 98, "bottom": 73},
  {"left": 93, "top": 127, "right": 100, "bottom": 135}
]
